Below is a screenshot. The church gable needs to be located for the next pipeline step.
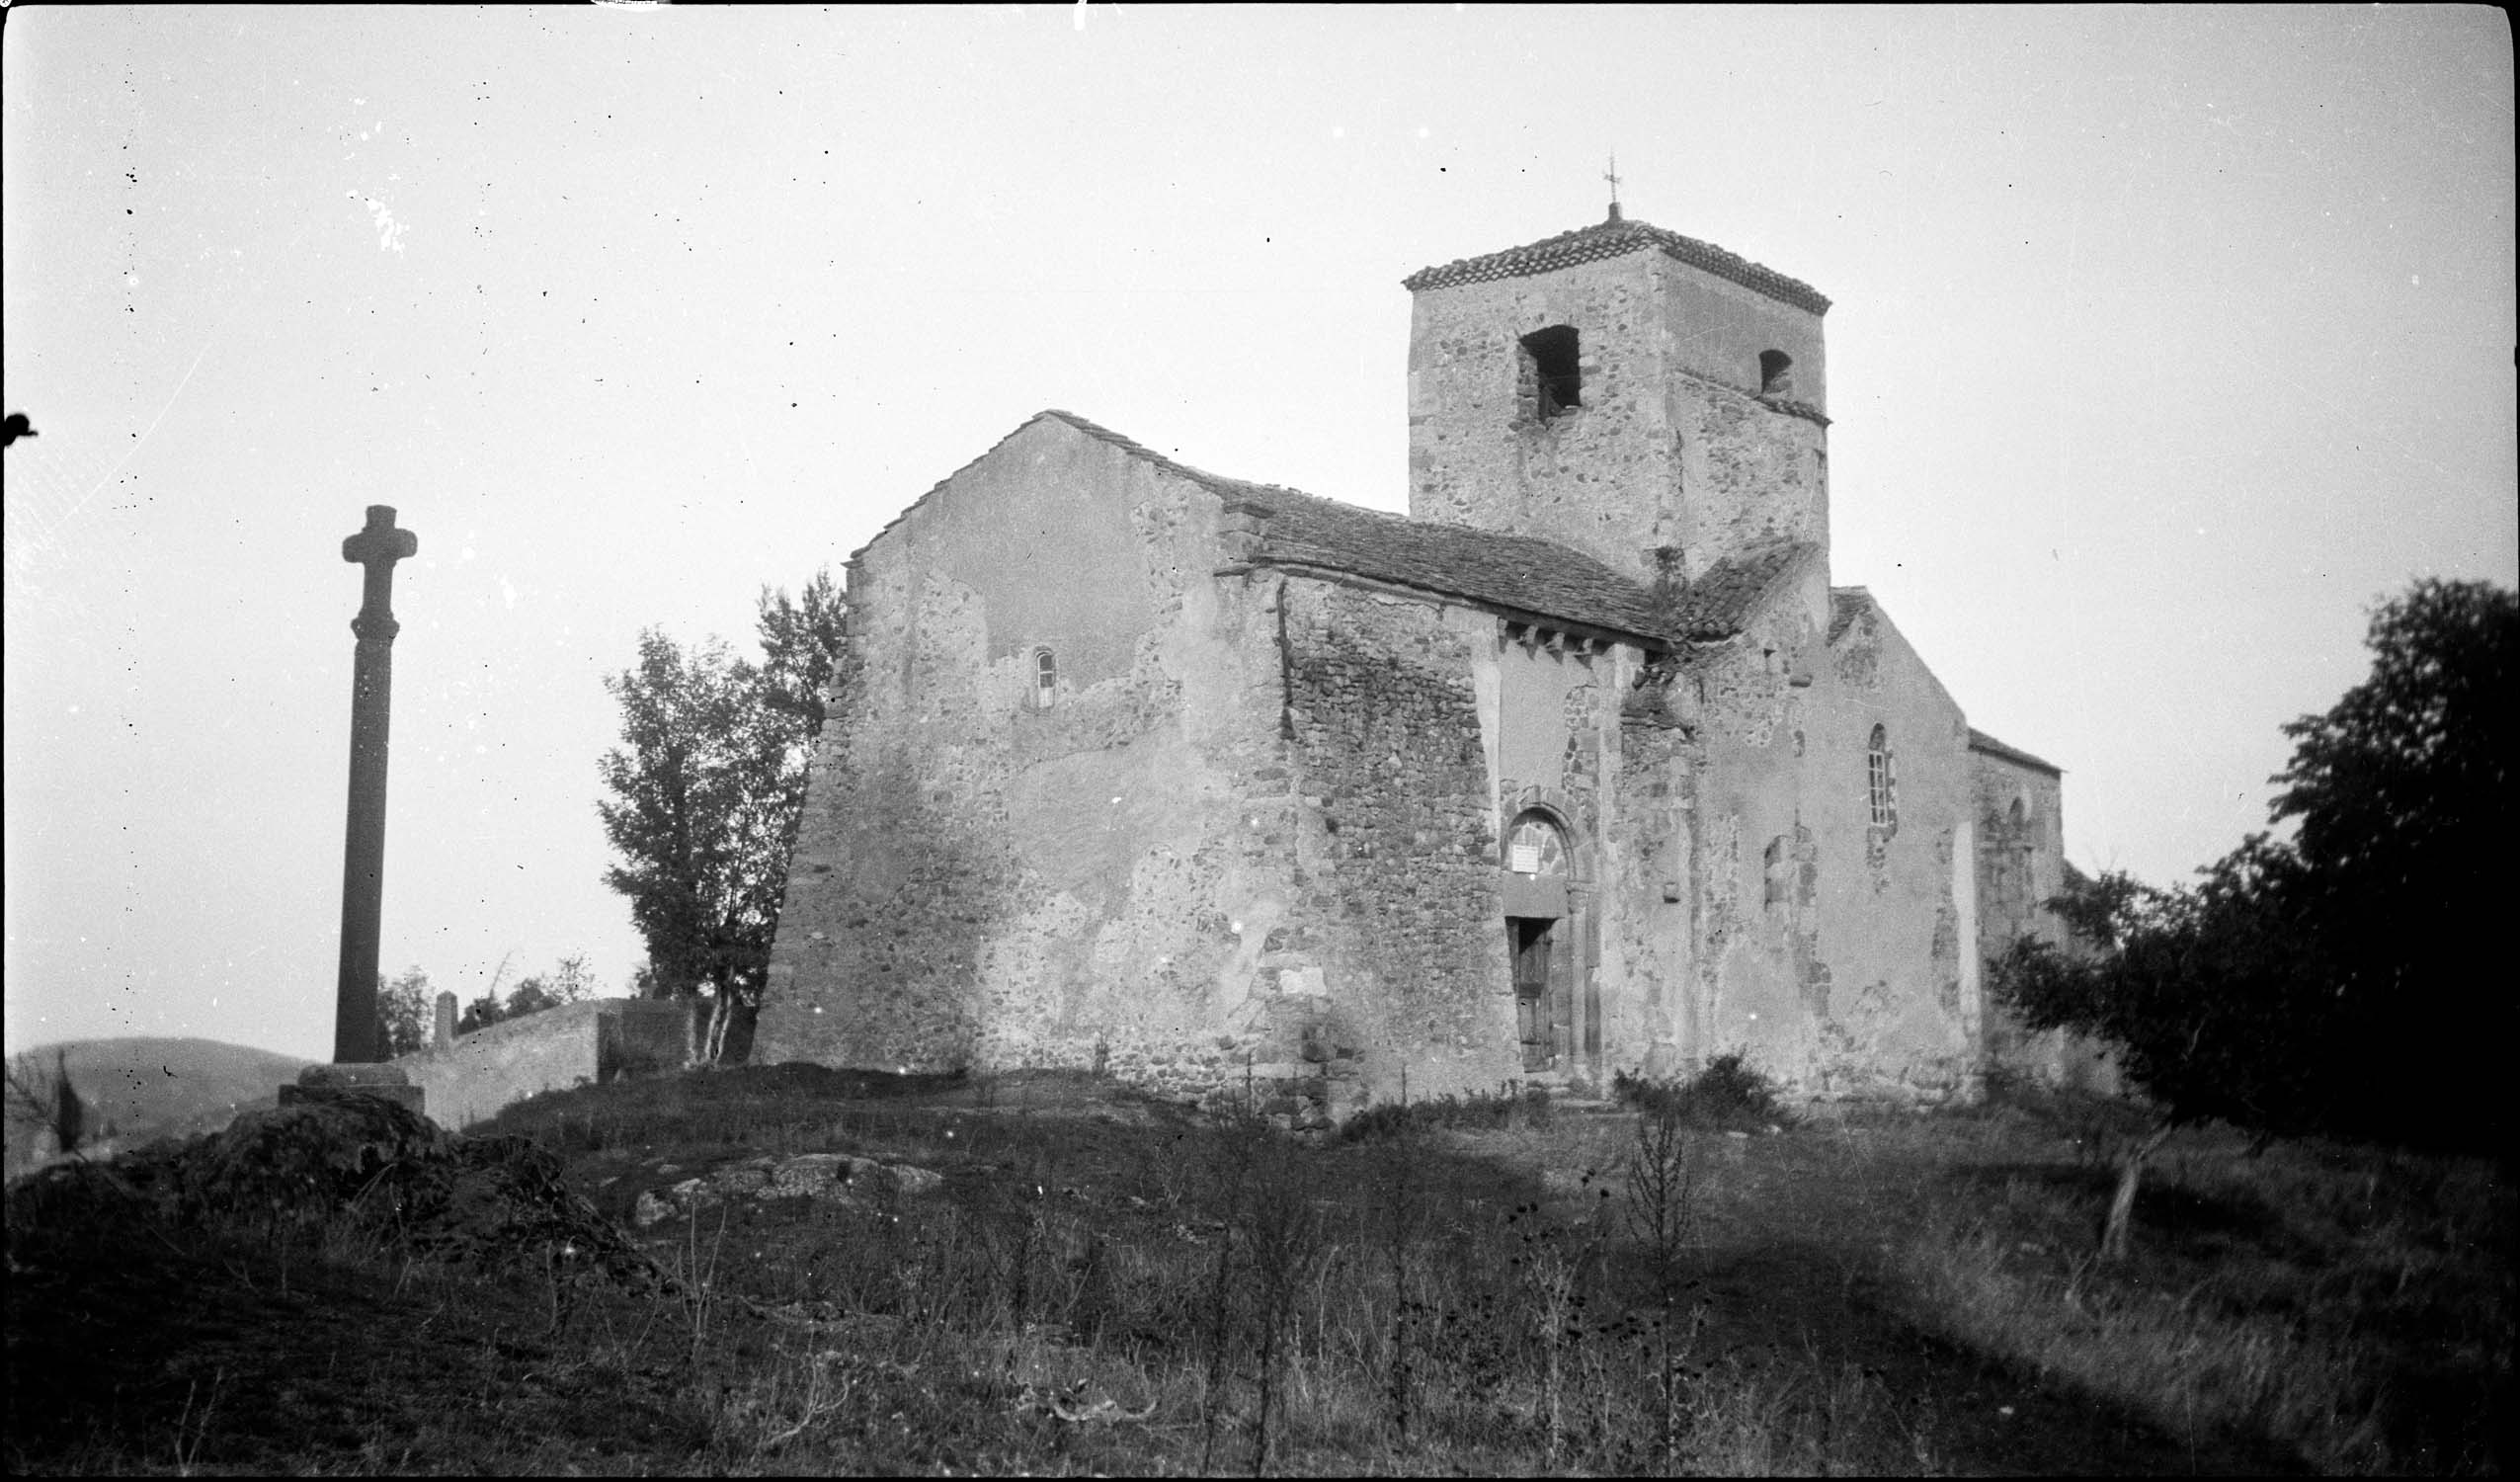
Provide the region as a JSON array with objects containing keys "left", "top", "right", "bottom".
[
  {"left": 1824, "top": 589, "right": 1965, "bottom": 728},
  {"left": 1668, "top": 565, "right": 1984, "bottom": 1102},
  {"left": 762, "top": 410, "right": 1301, "bottom": 1083},
  {"left": 1804, "top": 593, "right": 1979, "bottom": 1096},
  {"left": 846, "top": 412, "right": 1191, "bottom": 700}
]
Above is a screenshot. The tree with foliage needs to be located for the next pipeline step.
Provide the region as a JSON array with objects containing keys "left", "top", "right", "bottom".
[
  {"left": 598, "top": 571, "right": 847, "bottom": 1061},
  {"left": 546, "top": 952, "right": 599, "bottom": 1006},
  {"left": 456, "top": 992, "right": 507, "bottom": 1036},
  {"left": 1992, "top": 578, "right": 2516, "bottom": 1259},
  {"left": 1992, "top": 849, "right": 2328, "bottom": 1259},
  {"left": 757, "top": 568, "right": 851, "bottom": 740},
  {"left": 449, "top": 953, "right": 600, "bottom": 1035},
  {"left": 2265, "top": 577, "right": 2515, "bottom": 1147},
  {"left": 505, "top": 976, "right": 559, "bottom": 1019},
  {"left": 374, "top": 965, "right": 434, "bottom": 1058}
]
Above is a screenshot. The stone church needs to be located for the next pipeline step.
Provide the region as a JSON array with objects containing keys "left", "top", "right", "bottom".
[{"left": 755, "top": 207, "right": 2086, "bottom": 1121}]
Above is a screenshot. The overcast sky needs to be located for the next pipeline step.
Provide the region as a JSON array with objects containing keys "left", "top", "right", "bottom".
[{"left": 6, "top": 6, "right": 2512, "bottom": 1062}]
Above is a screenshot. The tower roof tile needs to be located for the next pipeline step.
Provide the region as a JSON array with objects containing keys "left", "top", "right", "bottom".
[{"left": 1403, "top": 213, "right": 1829, "bottom": 315}]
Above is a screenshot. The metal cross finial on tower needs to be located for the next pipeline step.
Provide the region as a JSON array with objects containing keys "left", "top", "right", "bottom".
[{"left": 1604, "top": 152, "right": 1623, "bottom": 223}]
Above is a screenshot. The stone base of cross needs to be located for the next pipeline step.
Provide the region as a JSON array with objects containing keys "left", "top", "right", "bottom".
[{"left": 278, "top": 1062, "right": 427, "bottom": 1116}]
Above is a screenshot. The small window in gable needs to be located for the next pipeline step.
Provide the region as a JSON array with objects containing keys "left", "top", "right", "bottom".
[
  {"left": 1759, "top": 350, "right": 1795, "bottom": 396},
  {"left": 1866, "top": 723, "right": 1897, "bottom": 832},
  {"left": 2007, "top": 796, "right": 2027, "bottom": 830},
  {"left": 1520, "top": 325, "right": 1582, "bottom": 421},
  {"left": 1033, "top": 648, "right": 1057, "bottom": 709}
]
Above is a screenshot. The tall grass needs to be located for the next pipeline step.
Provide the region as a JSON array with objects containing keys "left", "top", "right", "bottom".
[
  {"left": 620, "top": 1076, "right": 1938, "bottom": 1474},
  {"left": 11, "top": 1065, "right": 2502, "bottom": 1475},
  {"left": 1889, "top": 1117, "right": 2512, "bottom": 1473}
]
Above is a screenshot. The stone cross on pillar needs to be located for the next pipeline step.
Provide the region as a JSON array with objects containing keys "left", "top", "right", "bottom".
[{"left": 332, "top": 505, "right": 418, "bottom": 1064}]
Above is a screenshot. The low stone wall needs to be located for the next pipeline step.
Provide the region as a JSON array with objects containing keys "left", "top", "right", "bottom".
[{"left": 392, "top": 998, "right": 692, "bottom": 1130}]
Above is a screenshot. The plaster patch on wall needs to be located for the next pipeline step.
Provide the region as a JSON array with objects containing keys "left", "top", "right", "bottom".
[{"left": 1002, "top": 718, "right": 1202, "bottom": 904}]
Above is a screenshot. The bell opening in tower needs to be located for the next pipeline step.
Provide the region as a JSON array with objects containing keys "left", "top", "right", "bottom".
[{"left": 1520, "top": 325, "right": 1582, "bottom": 421}]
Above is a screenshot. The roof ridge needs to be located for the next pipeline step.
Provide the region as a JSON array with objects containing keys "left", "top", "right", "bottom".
[
  {"left": 853, "top": 408, "right": 1309, "bottom": 563},
  {"left": 849, "top": 413, "right": 1084, "bottom": 562},
  {"left": 1031, "top": 409, "right": 1294, "bottom": 503}
]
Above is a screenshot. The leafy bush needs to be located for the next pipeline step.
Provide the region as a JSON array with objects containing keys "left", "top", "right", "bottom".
[
  {"left": 1338, "top": 1084, "right": 1552, "bottom": 1142},
  {"left": 1612, "top": 1053, "right": 1786, "bottom": 1129}
]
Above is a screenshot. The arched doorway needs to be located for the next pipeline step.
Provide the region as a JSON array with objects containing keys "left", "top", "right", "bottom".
[{"left": 1503, "top": 809, "right": 1574, "bottom": 1073}]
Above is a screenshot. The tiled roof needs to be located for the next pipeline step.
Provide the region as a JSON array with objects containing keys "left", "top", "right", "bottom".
[
  {"left": 1663, "top": 540, "right": 1818, "bottom": 641},
  {"left": 1225, "top": 483, "right": 1666, "bottom": 640},
  {"left": 899, "top": 411, "right": 1799, "bottom": 648},
  {"left": 1968, "top": 728, "right": 2064, "bottom": 777},
  {"left": 1403, "top": 212, "right": 1830, "bottom": 316}
]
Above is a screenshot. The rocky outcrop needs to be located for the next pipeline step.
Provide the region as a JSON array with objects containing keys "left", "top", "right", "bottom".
[{"left": 631, "top": 1151, "right": 945, "bottom": 1227}]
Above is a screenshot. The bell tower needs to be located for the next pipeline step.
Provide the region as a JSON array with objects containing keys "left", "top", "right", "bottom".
[{"left": 1403, "top": 210, "right": 1833, "bottom": 585}]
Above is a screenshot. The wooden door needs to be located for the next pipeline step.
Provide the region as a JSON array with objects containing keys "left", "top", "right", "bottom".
[{"left": 1511, "top": 917, "right": 1554, "bottom": 1071}]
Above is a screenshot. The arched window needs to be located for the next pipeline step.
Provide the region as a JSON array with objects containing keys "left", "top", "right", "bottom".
[
  {"left": 1866, "top": 724, "right": 1896, "bottom": 831},
  {"left": 1032, "top": 648, "right": 1057, "bottom": 709},
  {"left": 1505, "top": 811, "right": 1569, "bottom": 876},
  {"left": 1759, "top": 350, "right": 1795, "bottom": 396},
  {"left": 2007, "top": 796, "right": 2026, "bottom": 830}
]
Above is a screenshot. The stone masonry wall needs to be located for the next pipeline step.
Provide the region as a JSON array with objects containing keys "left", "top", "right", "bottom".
[
  {"left": 393, "top": 998, "right": 691, "bottom": 1130},
  {"left": 1973, "top": 753, "right": 2117, "bottom": 1092},
  {"left": 1973, "top": 759, "right": 2067, "bottom": 964},
  {"left": 1278, "top": 579, "right": 1512, "bottom": 1106},
  {"left": 1603, "top": 647, "right": 1701, "bottom": 1078},
  {"left": 1651, "top": 256, "right": 1831, "bottom": 581},
  {"left": 1482, "top": 623, "right": 1679, "bottom": 1086}
]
